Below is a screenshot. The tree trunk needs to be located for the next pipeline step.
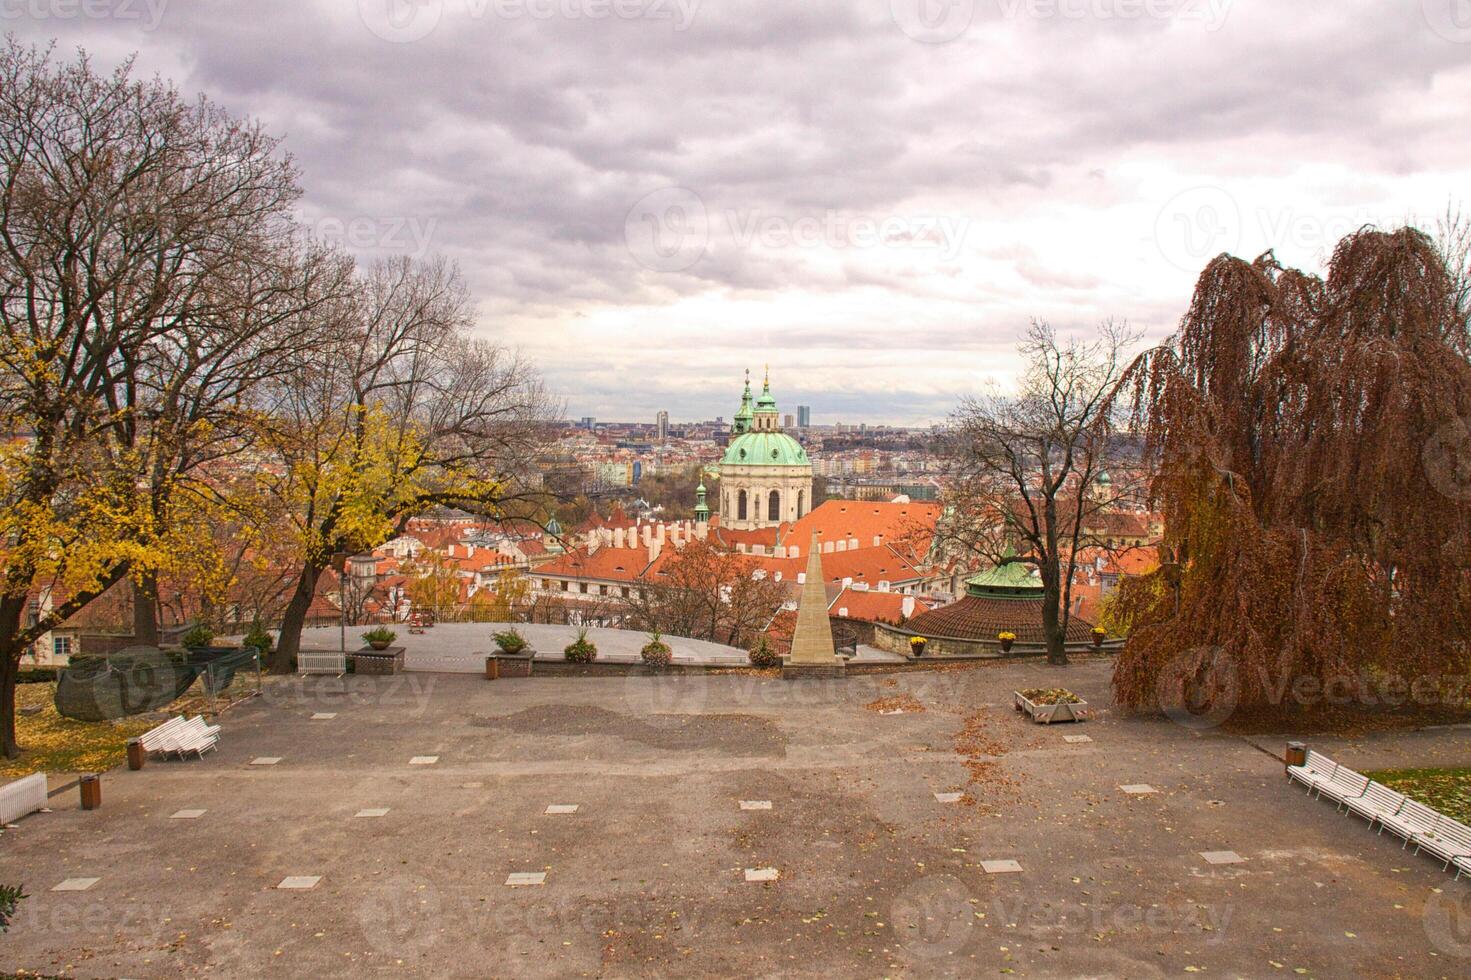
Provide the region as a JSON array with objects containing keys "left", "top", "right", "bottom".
[
  {"left": 132, "top": 572, "right": 161, "bottom": 647},
  {"left": 272, "top": 561, "right": 322, "bottom": 674},
  {"left": 1040, "top": 559, "right": 1069, "bottom": 666},
  {"left": 0, "top": 595, "right": 28, "bottom": 759}
]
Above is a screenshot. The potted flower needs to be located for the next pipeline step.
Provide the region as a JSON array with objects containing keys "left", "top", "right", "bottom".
[
  {"left": 997, "top": 631, "right": 1017, "bottom": 653},
  {"left": 487, "top": 627, "right": 534, "bottom": 679},
  {"left": 564, "top": 627, "right": 598, "bottom": 663},
  {"left": 641, "top": 630, "right": 672, "bottom": 668},
  {"left": 748, "top": 635, "right": 781, "bottom": 668},
  {"left": 1091, "top": 626, "right": 1107, "bottom": 649},
  {"left": 908, "top": 635, "right": 928, "bottom": 658},
  {"left": 362, "top": 627, "right": 397, "bottom": 651},
  {"left": 180, "top": 624, "right": 215, "bottom": 651},
  {"left": 242, "top": 621, "right": 273, "bottom": 662},
  {"left": 493, "top": 628, "right": 528, "bottom": 654}
]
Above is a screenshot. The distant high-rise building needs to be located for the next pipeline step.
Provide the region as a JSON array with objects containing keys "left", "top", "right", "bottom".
[
  {"left": 655, "top": 410, "right": 669, "bottom": 441},
  {"left": 797, "top": 405, "right": 811, "bottom": 428},
  {"left": 784, "top": 413, "right": 794, "bottom": 429}
]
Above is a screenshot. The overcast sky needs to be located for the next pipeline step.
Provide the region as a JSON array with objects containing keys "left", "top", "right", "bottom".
[{"left": 9, "top": 1, "right": 1470, "bottom": 424}]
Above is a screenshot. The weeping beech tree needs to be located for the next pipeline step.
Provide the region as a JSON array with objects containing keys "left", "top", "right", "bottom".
[{"left": 1111, "top": 227, "right": 1471, "bottom": 717}]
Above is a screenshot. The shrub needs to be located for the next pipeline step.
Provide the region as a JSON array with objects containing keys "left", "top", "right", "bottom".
[
  {"left": 748, "top": 635, "right": 780, "bottom": 668},
  {"left": 0, "top": 883, "right": 26, "bottom": 933},
  {"left": 17, "top": 667, "right": 58, "bottom": 684},
  {"left": 493, "top": 628, "right": 528, "bottom": 654},
  {"left": 362, "top": 627, "right": 397, "bottom": 646},
  {"left": 641, "top": 631, "right": 672, "bottom": 668},
  {"left": 242, "top": 621, "right": 273, "bottom": 655},
  {"left": 179, "top": 624, "right": 215, "bottom": 649},
  {"left": 564, "top": 627, "right": 598, "bottom": 663}
]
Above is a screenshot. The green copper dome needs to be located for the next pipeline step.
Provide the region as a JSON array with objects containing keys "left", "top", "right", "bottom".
[
  {"left": 965, "top": 557, "right": 1042, "bottom": 599},
  {"left": 721, "top": 431, "right": 809, "bottom": 466}
]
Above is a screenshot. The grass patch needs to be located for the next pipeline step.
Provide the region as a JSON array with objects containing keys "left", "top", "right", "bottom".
[
  {"left": 0, "top": 683, "right": 154, "bottom": 780},
  {"left": 1362, "top": 767, "right": 1471, "bottom": 824}
]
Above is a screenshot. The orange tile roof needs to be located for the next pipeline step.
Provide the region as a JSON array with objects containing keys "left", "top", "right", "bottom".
[
  {"left": 534, "top": 546, "right": 652, "bottom": 583},
  {"left": 828, "top": 588, "right": 933, "bottom": 624}
]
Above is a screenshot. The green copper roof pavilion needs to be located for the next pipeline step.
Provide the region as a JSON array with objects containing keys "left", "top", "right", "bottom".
[{"left": 964, "top": 554, "right": 1043, "bottom": 599}]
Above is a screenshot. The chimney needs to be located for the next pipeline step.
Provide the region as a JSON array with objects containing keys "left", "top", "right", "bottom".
[
  {"left": 642, "top": 525, "right": 652, "bottom": 546},
  {"left": 648, "top": 536, "right": 662, "bottom": 563},
  {"left": 873, "top": 535, "right": 882, "bottom": 547},
  {"left": 848, "top": 537, "right": 859, "bottom": 551},
  {"left": 901, "top": 595, "right": 915, "bottom": 618},
  {"left": 788, "top": 545, "right": 799, "bottom": 559},
  {"left": 613, "top": 527, "right": 625, "bottom": 549},
  {"left": 695, "top": 522, "right": 709, "bottom": 541}
]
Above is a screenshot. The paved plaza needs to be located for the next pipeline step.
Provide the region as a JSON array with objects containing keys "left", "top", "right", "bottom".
[{"left": 4, "top": 659, "right": 1470, "bottom": 977}]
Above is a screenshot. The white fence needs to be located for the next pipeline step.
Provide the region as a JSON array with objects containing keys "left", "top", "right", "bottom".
[
  {"left": 0, "top": 772, "right": 48, "bottom": 824},
  {"left": 297, "top": 650, "right": 347, "bottom": 675}
]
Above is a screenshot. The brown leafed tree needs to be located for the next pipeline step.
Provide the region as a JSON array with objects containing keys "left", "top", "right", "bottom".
[
  {"left": 621, "top": 539, "right": 788, "bottom": 648},
  {"left": 1111, "top": 227, "right": 1471, "bottom": 718},
  {"left": 939, "top": 319, "right": 1143, "bottom": 665}
]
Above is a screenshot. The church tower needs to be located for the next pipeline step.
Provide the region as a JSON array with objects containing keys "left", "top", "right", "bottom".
[{"left": 717, "top": 368, "right": 814, "bottom": 530}]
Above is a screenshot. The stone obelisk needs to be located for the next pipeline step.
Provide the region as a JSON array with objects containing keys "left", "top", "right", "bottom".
[{"left": 783, "top": 532, "right": 844, "bottom": 678}]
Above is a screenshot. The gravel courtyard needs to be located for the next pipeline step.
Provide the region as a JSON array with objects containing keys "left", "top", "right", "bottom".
[{"left": 3, "top": 659, "right": 1470, "bottom": 978}]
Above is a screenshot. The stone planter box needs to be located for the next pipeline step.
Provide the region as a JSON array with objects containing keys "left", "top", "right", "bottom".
[
  {"left": 1013, "top": 690, "right": 1088, "bottom": 724},
  {"left": 487, "top": 651, "right": 535, "bottom": 679},
  {"left": 353, "top": 646, "right": 404, "bottom": 676}
]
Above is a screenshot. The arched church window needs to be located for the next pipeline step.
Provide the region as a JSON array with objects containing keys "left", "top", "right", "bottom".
[
  {"left": 797, "top": 489, "right": 805, "bottom": 517},
  {"left": 737, "top": 490, "right": 747, "bottom": 521},
  {"left": 768, "top": 490, "right": 780, "bottom": 521}
]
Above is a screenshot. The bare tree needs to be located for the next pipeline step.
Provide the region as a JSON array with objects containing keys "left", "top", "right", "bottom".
[{"left": 939, "top": 319, "right": 1141, "bottom": 666}]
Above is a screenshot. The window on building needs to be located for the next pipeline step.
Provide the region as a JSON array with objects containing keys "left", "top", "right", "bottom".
[
  {"left": 768, "top": 490, "right": 780, "bottom": 521},
  {"left": 53, "top": 635, "right": 73, "bottom": 660},
  {"left": 579, "top": 582, "right": 588, "bottom": 594},
  {"left": 797, "top": 489, "right": 805, "bottom": 517},
  {"left": 737, "top": 490, "right": 747, "bottom": 521}
]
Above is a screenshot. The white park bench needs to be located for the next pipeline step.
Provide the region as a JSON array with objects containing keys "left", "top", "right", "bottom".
[
  {"left": 1286, "top": 750, "right": 1340, "bottom": 797},
  {"left": 1411, "top": 815, "right": 1471, "bottom": 872},
  {"left": 1344, "top": 782, "right": 1407, "bottom": 826},
  {"left": 1316, "top": 766, "right": 1371, "bottom": 809},
  {"left": 1377, "top": 798, "right": 1440, "bottom": 847},
  {"left": 142, "top": 715, "right": 220, "bottom": 760}
]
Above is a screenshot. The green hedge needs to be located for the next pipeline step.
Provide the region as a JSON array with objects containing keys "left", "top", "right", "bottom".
[{"left": 17, "top": 667, "right": 59, "bottom": 684}]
